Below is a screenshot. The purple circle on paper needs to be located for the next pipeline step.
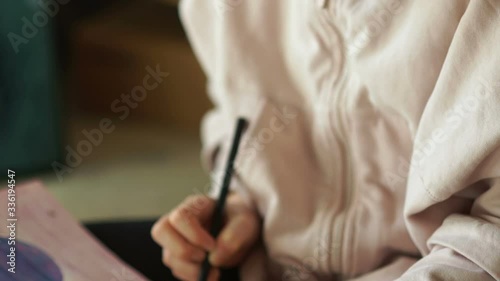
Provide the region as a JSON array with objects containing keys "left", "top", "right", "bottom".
[{"left": 0, "top": 237, "right": 63, "bottom": 281}]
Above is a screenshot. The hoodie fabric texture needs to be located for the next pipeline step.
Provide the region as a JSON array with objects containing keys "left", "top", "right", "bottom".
[{"left": 179, "top": 0, "right": 500, "bottom": 280}]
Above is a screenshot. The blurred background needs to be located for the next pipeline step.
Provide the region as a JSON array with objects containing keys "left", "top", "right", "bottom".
[{"left": 0, "top": 0, "right": 212, "bottom": 223}]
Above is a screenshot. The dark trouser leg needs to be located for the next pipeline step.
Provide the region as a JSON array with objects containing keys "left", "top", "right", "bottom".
[{"left": 85, "top": 220, "right": 240, "bottom": 281}]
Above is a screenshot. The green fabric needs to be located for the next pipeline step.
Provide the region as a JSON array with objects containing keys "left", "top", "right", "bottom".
[{"left": 0, "top": 0, "right": 61, "bottom": 173}]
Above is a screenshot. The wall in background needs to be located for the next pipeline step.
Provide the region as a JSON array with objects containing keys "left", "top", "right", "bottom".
[{"left": 67, "top": 0, "right": 211, "bottom": 135}]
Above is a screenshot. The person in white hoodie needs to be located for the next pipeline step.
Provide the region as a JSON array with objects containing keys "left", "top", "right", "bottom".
[{"left": 152, "top": 0, "right": 500, "bottom": 280}]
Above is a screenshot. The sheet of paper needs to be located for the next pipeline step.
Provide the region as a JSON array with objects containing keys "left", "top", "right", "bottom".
[{"left": 0, "top": 180, "right": 148, "bottom": 281}]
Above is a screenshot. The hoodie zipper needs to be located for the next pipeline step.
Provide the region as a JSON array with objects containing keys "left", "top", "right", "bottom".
[
  {"left": 326, "top": 74, "right": 354, "bottom": 278},
  {"left": 331, "top": 80, "right": 355, "bottom": 279},
  {"left": 318, "top": 1, "right": 355, "bottom": 278}
]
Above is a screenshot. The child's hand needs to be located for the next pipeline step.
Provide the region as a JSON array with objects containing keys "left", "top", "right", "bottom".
[{"left": 151, "top": 193, "right": 261, "bottom": 281}]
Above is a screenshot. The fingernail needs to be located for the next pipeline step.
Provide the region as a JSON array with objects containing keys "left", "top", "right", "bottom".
[
  {"left": 208, "top": 245, "right": 228, "bottom": 265},
  {"left": 220, "top": 232, "right": 239, "bottom": 254},
  {"left": 220, "top": 231, "right": 232, "bottom": 246},
  {"left": 208, "top": 251, "right": 218, "bottom": 265}
]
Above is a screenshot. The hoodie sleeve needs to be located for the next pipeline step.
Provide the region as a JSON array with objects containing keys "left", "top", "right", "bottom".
[
  {"left": 397, "top": 1, "right": 500, "bottom": 280},
  {"left": 179, "top": 0, "right": 262, "bottom": 208}
]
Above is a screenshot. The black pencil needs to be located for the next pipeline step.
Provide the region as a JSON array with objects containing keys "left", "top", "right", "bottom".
[{"left": 198, "top": 118, "right": 248, "bottom": 281}]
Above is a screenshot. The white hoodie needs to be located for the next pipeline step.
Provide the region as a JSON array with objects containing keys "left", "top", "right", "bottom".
[{"left": 180, "top": 0, "right": 500, "bottom": 280}]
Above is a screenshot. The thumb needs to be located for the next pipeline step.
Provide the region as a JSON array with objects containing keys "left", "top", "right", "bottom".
[{"left": 209, "top": 213, "right": 259, "bottom": 267}]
